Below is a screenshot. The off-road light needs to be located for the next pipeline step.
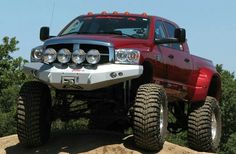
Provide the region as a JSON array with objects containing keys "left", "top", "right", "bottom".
[
  {"left": 43, "top": 48, "right": 57, "bottom": 63},
  {"left": 72, "top": 49, "right": 86, "bottom": 64},
  {"left": 101, "top": 11, "right": 107, "bottom": 15},
  {"left": 57, "top": 48, "right": 71, "bottom": 64},
  {"left": 113, "top": 11, "right": 119, "bottom": 15},
  {"left": 86, "top": 49, "right": 100, "bottom": 64},
  {"left": 115, "top": 49, "right": 140, "bottom": 64},
  {"left": 31, "top": 46, "right": 43, "bottom": 62},
  {"left": 87, "top": 12, "right": 93, "bottom": 15},
  {"left": 33, "top": 49, "right": 42, "bottom": 59}
]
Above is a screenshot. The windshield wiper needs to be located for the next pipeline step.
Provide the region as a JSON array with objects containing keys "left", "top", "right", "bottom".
[
  {"left": 120, "top": 33, "right": 136, "bottom": 38},
  {"left": 60, "top": 31, "right": 90, "bottom": 36},
  {"left": 96, "top": 31, "right": 136, "bottom": 38}
]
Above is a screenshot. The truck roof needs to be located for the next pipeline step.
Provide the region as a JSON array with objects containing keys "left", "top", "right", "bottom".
[{"left": 79, "top": 11, "right": 178, "bottom": 27}]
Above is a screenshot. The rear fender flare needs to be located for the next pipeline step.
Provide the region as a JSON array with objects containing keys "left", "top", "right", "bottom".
[{"left": 192, "top": 68, "right": 219, "bottom": 102}]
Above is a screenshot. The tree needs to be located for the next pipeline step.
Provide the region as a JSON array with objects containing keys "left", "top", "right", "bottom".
[
  {"left": 0, "top": 37, "right": 28, "bottom": 136},
  {"left": 216, "top": 64, "right": 236, "bottom": 153},
  {"left": 222, "top": 133, "right": 236, "bottom": 154}
]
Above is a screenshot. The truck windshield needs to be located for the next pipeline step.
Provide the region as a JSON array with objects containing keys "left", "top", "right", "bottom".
[{"left": 60, "top": 16, "right": 150, "bottom": 39}]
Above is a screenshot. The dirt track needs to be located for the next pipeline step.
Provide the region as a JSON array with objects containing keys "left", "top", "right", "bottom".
[{"left": 0, "top": 130, "right": 213, "bottom": 154}]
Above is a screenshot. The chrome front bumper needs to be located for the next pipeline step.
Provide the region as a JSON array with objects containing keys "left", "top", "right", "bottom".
[{"left": 23, "top": 63, "right": 143, "bottom": 90}]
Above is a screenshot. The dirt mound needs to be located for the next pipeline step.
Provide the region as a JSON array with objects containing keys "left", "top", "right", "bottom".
[{"left": 0, "top": 130, "right": 213, "bottom": 154}]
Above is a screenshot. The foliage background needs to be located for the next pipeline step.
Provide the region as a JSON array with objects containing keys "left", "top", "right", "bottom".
[{"left": 0, "top": 37, "right": 235, "bottom": 153}]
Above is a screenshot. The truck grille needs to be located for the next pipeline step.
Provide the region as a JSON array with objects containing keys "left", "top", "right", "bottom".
[{"left": 45, "top": 43, "right": 110, "bottom": 64}]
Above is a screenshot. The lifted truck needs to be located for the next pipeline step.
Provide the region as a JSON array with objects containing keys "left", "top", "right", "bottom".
[{"left": 17, "top": 12, "right": 222, "bottom": 152}]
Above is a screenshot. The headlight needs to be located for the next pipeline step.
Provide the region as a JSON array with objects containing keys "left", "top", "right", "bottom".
[
  {"left": 43, "top": 48, "right": 57, "bottom": 63},
  {"left": 72, "top": 49, "right": 86, "bottom": 64},
  {"left": 31, "top": 46, "right": 43, "bottom": 62},
  {"left": 57, "top": 48, "right": 71, "bottom": 63},
  {"left": 115, "top": 49, "right": 140, "bottom": 64},
  {"left": 86, "top": 49, "right": 100, "bottom": 64}
]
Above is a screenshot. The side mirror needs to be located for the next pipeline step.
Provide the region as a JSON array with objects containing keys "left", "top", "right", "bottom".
[
  {"left": 40, "top": 27, "right": 50, "bottom": 41},
  {"left": 174, "top": 28, "right": 186, "bottom": 43},
  {"left": 155, "top": 28, "right": 186, "bottom": 44}
]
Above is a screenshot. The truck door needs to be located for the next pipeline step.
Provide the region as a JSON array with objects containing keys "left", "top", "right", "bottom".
[
  {"left": 152, "top": 20, "right": 168, "bottom": 82},
  {"left": 162, "top": 21, "right": 193, "bottom": 86}
]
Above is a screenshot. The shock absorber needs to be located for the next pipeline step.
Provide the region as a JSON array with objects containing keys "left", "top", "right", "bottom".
[{"left": 123, "top": 80, "right": 132, "bottom": 111}]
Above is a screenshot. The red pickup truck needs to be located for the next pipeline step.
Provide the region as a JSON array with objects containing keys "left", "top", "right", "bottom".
[{"left": 17, "top": 12, "right": 221, "bottom": 152}]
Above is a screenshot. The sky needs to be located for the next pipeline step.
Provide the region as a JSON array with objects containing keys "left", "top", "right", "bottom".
[{"left": 0, "top": 0, "right": 235, "bottom": 73}]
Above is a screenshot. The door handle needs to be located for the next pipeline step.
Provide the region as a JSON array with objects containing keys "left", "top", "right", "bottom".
[
  {"left": 168, "top": 54, "right": 174, "bottom": 59},
  {"left": 184, "top": 58, "right": 190, "bottom": 63}
]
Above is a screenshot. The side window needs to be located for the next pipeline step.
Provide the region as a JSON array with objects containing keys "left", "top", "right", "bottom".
[
  {"left": 164, "top": 22, "right": 182, "bottom": 50},
  {"left": 155, "top": 21, "right": 166, "bottom": 39}
]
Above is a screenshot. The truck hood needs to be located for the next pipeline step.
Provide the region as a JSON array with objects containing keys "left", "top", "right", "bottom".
[{"left": 44, "top": 34, "right": 152, "bottom": 51}]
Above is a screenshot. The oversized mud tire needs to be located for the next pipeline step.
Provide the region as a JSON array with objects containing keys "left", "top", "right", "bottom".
[
  {"left": 133, "top": 84, "right": 168, "bottom": 151},
  {"left": 17, "top": 81, "right": 52, "bottom": 147},
  {"left": 188, "top": 96, "right": 221, "bottom": 152}
]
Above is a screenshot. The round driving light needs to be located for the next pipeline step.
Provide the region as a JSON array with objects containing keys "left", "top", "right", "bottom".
[
  {"left": 57, "top": 48, "right": 71, "bottom": 63},
  {"left": 43, "top": 48, "right": 57, "bottom": 63},
  {"left": 115, "top": 49, "right": 127, "bottom": 62},
  {"left": 72, "top": 49, "right": 86, "bottom": 64},
  {"left": 127, "top": 50, "right": 139, "bottom": 62},
  {"left": 86, "top": 49, "right": 100, "bottom": 64},
  {"left": 32, "top": 49, "right": 43, "bottom": 59}
]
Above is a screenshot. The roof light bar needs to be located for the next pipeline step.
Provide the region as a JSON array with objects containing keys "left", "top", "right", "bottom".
[
  {"left": 124, "top": 12, "right": 130, "bottom": 15},
  {"left": 142, "top": 12, "right": 148, "bottom": 16},
  {"left": 113, "top": 11, "right": 119, "bottom": 15},
  {"left": 101, "top": 11, "right": 107, "bottom": 15},
  {"left": 87, "top": 12, "right": 93, "bottom": 15}
]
